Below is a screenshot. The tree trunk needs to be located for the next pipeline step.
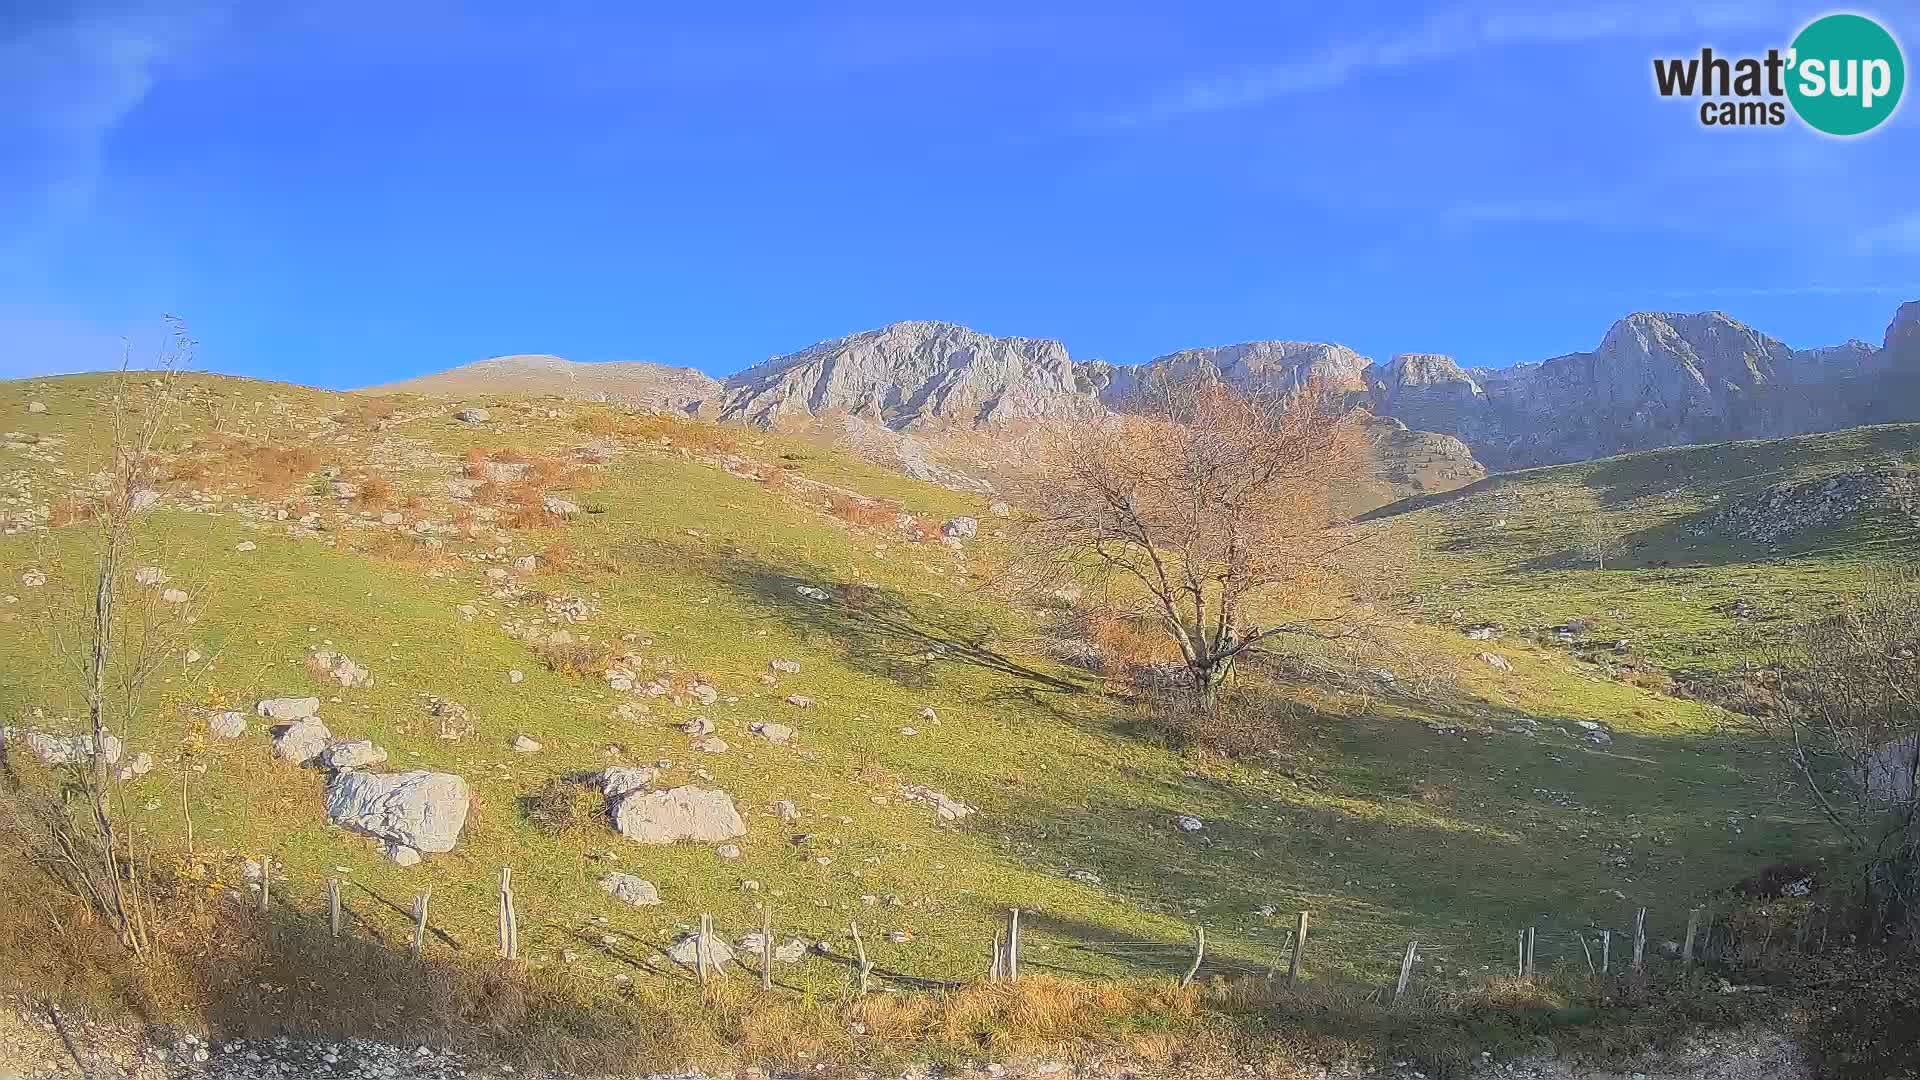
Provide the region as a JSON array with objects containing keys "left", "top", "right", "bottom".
[{"left": 1192, "top": 658, "right": 1232, "bottom": 713}]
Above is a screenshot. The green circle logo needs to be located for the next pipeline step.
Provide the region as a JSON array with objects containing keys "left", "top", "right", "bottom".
[{"left": 1787, "top": 13, "right": 1905, "bottom": 136}]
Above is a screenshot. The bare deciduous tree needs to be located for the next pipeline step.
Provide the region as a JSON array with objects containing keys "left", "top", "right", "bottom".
[
  {"left": 3, "top": 320, "right": 196, "bottom": 955},
  {"left": 1574, "top": 513, "right": 1623, "bottom": 571},
  {"left": 1010, "top": 370, "right": 1389, "bottom": 711},
  {"left": 1753, "top": 573, "right": 1920, "bottom": 932}
]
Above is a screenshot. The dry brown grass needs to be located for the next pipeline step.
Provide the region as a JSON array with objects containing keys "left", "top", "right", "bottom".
[
  {"left": 518, "top": 776, "right": 608, "bottom": 838},
  {"left": 529, "top": 637, "right": 613, "bottom": 677},
  {"left": 353, "top": 473, "right": 397, "bottom": 509},
  {"left": 165, "top": 439, "right": 325, "bottom": 498},
  {"left": 49, "top": 495, "right": 97, "bottom": 527},
  {"left": 827, "top": 493, "right": 903, "bottom": 529},
  {"left": 569, "top": 411, "right": 738, "bottom": 453},
  {"left": 348, "top": 529, "right": 443, "bottom": 567}
]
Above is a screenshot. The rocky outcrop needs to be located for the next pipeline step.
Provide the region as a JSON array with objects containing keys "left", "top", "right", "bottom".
[
  {"left": 719, "top": 321, "right": 1089, "bottom": 430},
  {"left": 1085, "top": 341, "right": 1371, "bottom": 407}
]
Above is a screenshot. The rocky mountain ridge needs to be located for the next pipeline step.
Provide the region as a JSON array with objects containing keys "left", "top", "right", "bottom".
[{"left": 369, "top": 301, "right": 1920, "bottom": 472}]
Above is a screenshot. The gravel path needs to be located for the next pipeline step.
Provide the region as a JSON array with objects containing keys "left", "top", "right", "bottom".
[{"left": 0, "top": 1006, "right": 1810, "bottom": 1080}]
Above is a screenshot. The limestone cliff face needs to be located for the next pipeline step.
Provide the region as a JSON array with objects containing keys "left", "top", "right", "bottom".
[
  {"left": 717, "top": 321, "right": 1089, "bottom": 430},
  {"left": 1083, "top": 341, "right": 1372, "bottom": 407},
  {"left": 1363, "top": 309, "right": 1915, "bottom": 470}
]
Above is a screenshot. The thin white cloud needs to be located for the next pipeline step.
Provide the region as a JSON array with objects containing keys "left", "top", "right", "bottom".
[
  {"left": 1854, "top": 213, "right": 1920, "bottom": 257},
  {"left": 1100, "top": 2, "right": 1787, "bottom": 128},
  {"left": 1660, "top": 283, "right": 1920, "bottom": 298},
  {"left": 0, "top": 7, "right": 220, "bottom": 242}
]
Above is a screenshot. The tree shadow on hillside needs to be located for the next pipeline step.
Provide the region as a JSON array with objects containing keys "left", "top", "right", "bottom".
[
  {"left": 980, "top": 674, "right": 1818, "bottom": 981},
  {"left": 676, "top": 545, "right": 1093, "bottom": 702}
]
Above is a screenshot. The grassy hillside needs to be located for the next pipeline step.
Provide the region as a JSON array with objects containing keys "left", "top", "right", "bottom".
[
  {"left": 1373, "top": 424, "right": 1920, "bottom": 677},
  {"left": 0, "top": 374, "right": 1888, "bottom": 1027}
]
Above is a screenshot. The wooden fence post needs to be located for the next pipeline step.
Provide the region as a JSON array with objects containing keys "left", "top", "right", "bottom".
[
  {"left": 1632, "top": 908, "right": 1647, "bottom": 973},
  {"left": 1181, "top": 926, "right": 1206, "bottom": 987},
  {"left": 1683, "top": 908, "right": 1701, "bottom": 970},
  {"left": 327, "top": 878, "right": 342, "bottom": 940},
  {"left": 1005, "top": 908, "right": 1021, "bottom": 982},
  {"left": 1525, "top": 926, "right": 1536, "bottom": 977},
  {"left": 761, "top": 902, "right": 774, "bottom": 992},
  {"left": 1601, "top": 929, "right": 1612, "bottom": 973},
  {"left": 850, "top": 919, "right": 872, "bottom": 995},
  {"left": 1288, "top": 911, "right": 1310, "bottom": 985},
  {"left": 498, "top": 867, "right": 519, "bottom": 961},
  {"left": 258, "top": 856, "right": 272, "bottom": 914},
  {"left": 1576, "top": 931, "right": 1595, "bottom": 975},
  {"left": 1516, "top": 930, "right": 1525, "bottom": 978},
  {"left": 1393, "top": 940, "right": 1418, "bottom": 1005},
  {"left": 696, "top": 913, "right": 712, "bottom": 985},
  {"left": 411, "top": 889, "right": 430, "bottom": 959}
]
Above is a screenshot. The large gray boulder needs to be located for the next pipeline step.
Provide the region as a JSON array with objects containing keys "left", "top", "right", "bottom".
[
  {"left": 610, "top": 785, "right": 746, "bottom": 844},
  {"left": 325, "top": 770, "right": 471, "bottom": 854},
  {"left": 6, "top": 728, "right": 123, "bottom": 766},
  {"left": 270, "top": 719, "right": 332, "bottom": 765},
  {"left": 941, "top": 516, "right": 978, "bottom": 541}
]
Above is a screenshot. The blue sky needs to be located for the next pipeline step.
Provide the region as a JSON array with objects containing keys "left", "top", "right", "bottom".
[{"left": 4, "top": 2, "right": 1918, "bottom": 385}]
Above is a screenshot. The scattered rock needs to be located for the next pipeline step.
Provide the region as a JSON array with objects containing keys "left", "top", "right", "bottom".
[
  {"left": 161, "top": 588, "right": 190, "bottom": 604},
  {"left": 899, "top": 784, "right": 975, "bottom": 821},
  {"left": 26, "top": 401, "right": 47, "bottom": 414},
  {"left": 989, "top": 500, "right": 1010, "bottom": 516},
  {"left": 1463, "top": 623, "right": 1499, "bottom": 640},
  {"left": 597, "top": 766, "right": 657, "bottom": 800},
  {"left": 235, "top": 540, "right": 257, "bottom": 552},
  {"left": 1067, "top": 868, "right": 1103, "bottom": 886},
  {"left": 510, "top": 734, "right": 542, "bottom": 753},
  {"left": 209, "top": 711, "right": 247, "bottom": 739},
  {"left": 453, "top": 407, "right": 490, "bottom": 423},
  {"left": 386, "top": 843, "right": 422, "bottom": 866},
  {"left": 19, "top": 569, "right": 46, "bottom": 587},
  {"left": 325, "top": 770, "right": 472, "bottom": 854},
  {"left": 1572, "top": 720, "right": 1614, "bottom": 747},
  {"left": 749, "top": 721, "right": 795, "bottom": 745},
  {"left": 270, "top": 719, "right": 332, "bottom": 765},
  {"left": 256, "top": 697, "right": 321, "bottom": 722},
  {"left": 1173, "top": 814, "right": 1204, "bottom": 833},
  {"left": 508, "top": 669, "right": 524, "bottom": 684},
  {"left": 774, "top": 799, "right": 800, "bottom": 821},
  {"left": 784, "top": 694, "right": 815, "bottom": 708},
  {"left": 941, "top": 516, "right": 978, "bottom": 540},
  {"left": 610, "top": 785, "right": 746, "bottom": 844},
  {"left": 542, "top": 496, "right": 580, "bottom": 516},
  {"left": 599, "top": 872, "right": 662, "bottom": 906},
  {"left": 916, "top": 705, "right": 938, "bottom": 722},
  {"left": 1479, "top": 652, "right": 1512, "bottom": 672},
  {"left": 666, "top": 932, "right": 735, "bottom": 968},
  {"left": 681, "top": 716, "right": 715, "bottom": 737},
  {"left": 134, "top": 566, "right": 168, "bottom": 586},
  {"left": 769, "top": 658, "right": 801, "bottom": 674},
  {"left": 318, "top": 739, "right": 388, "bottom": 771},
  {"left": 115, "top": 751, "right": 154, "bottom": 781},
  {"left": 308, "top": 648, "right": 373, "bottom": 689},
  {"left": 796, "top": 585, "right": 831, "bottom": 601},
  {"left": 693, "top": 735, "right": 729, "bottom": 754},
  {"left": 716, "top": 843, "right": 741, "bottom": 859}
]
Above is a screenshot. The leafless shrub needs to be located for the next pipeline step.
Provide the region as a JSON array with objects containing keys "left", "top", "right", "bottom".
[{"left": 1750, "top": 571, "right": 1920, "bottom": 933}]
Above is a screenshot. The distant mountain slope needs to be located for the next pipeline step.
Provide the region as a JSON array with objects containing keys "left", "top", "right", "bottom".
[
  {"left": 369, "top": 354, "right": 718, "bottom": 412},
  {"left": 362, "top": 300, "right": 1920, "bottom": 477},
  {"left": 1368, "top": 304, "right": 1919, "bottom": 470}
]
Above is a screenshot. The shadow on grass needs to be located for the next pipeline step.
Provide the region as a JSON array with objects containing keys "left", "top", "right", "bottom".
[{"left": 673, "top": 543, "right": 1094, "bottom": 701}]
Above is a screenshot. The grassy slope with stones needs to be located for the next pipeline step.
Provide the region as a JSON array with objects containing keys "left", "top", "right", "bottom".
[{"left": 2, "top": 374, "right": 1910, "bottom": 1007}]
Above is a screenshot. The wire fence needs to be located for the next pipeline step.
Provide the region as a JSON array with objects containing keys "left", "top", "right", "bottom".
[{"left": 250, "top": 857, "right": 1833, "bottom": 1005}]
